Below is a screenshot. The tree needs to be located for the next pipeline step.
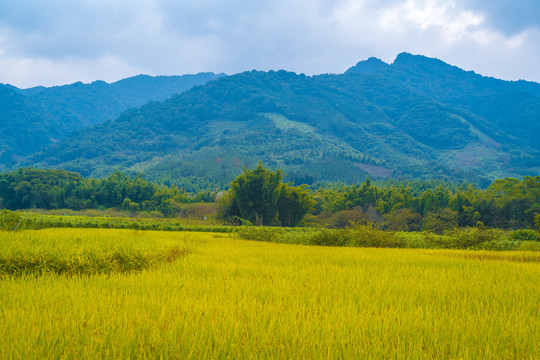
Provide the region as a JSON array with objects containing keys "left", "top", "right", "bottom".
[
  {"left": 229, "top": 162, "right": 282, "bottom": 225},
  {"left": 225, "top": 162, "right": 314, "bottom": 226},
  {"left": 275, "top": 184, "right": 315, "bottom": 227},
  {"left": 422, "top": 209, "right": 458, "bottom": 234},
  {"left": 383, "top": 208, "right": 422, "bottom": 231}
]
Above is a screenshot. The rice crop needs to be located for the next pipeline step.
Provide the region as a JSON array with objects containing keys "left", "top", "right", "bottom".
[
  {"left": 0, "top": 229, "right": 538, "bottom": 359},
  {"left": 0, "top": 210, "right": 232, "bottom": 233},
  {"left": 0, "top": 229, "right": 190, "bottom": 276}
]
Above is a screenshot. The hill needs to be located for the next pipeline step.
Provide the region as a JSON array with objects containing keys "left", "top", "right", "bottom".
[
  {"left": 23, "top": 54, "right": 540, "bottom": 190},
  {"left": 0, "top": 72, "right": 222, "bottom": 166}
]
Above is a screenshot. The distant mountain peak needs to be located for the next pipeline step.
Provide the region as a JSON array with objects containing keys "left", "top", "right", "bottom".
[
  {"left": 347, "top": 53, "right": 465, "bottom": 76},
  {"left": 392, "top": 52, "right": 471, "bottom": 77},
  {"left": 392, "top": 52, "right": 418, "bottom": 62},
  {"left": 345, "top": 57, "right": 389, "bottom": 74}
]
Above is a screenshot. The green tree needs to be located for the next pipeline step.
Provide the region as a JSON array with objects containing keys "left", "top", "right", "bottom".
[
  {"left": 422, "top": 208, "right": 458, "bottom": 234},
  {"left": 275, "top": 184, "right": 315, "bottom": 227},
  {"left": 229, "top": 162, "right": 282, "bottom": 225},
  {"left": 225, "top": 162, "right": 314, "bottom": 226},
  {"left": 383, "top": 208, "right": 422, "bottom": 231}
]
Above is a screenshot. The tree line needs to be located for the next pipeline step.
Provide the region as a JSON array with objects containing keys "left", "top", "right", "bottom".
[
  {"left": 0, "top": 168, "right": 214, "bottom": 216},
  {"left": 310, "top": 176, "right": 539, "bottom": 231},
  {"left": 0, "top": 166, "right": 539, "bottom": 231}
]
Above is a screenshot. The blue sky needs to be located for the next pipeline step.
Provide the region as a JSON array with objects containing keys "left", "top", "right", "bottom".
[{"left": 1, "top": 0, "right": 539, "bottom": 87}]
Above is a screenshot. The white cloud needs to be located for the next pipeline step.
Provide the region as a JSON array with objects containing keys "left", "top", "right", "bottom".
[{"left": 379, "top": 0, "right": 488, "bottom": 43}]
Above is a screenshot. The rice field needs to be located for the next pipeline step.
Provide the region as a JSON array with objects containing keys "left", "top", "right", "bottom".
[{"left": 0, "top": 228, "right": 538, "bottom": 359}]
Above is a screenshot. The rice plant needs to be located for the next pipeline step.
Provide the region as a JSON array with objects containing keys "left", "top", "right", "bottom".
[
  {"left": 0, "top": 229, "right": 190, "bottom": 277},
  {"left": 0, "top": 229, "right": 538, "bottom": 358}
]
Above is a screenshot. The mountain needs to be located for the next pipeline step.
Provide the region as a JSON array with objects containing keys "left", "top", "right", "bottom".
[
  {"left": 0, "top": 72, "right": 222, "bottom": 166},
  {"left": 348, "top": 53, "right": 540, "bottom": 151},
  {"left": 0, "top": 85, "right": 56, "bottom": 164},
  {"left": 22, "top": 53, "right": 540, "bottom": 190}
]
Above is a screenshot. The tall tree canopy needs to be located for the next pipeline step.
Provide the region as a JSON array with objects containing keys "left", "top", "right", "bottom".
[{"left": 224, "top": 162, "right": 314, "bottom": 226}]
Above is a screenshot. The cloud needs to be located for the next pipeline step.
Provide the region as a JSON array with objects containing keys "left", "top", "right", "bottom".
[
  {"left": 0, "top": 52, "right": 144, "bottom": 87},
  {"left": 461, "top": 0, "right": 540, "bottom": 35},
  {"left": 379, "top": 0, "right": 486, "bottom": 43},
  {"left": 0, "top": 0, "right": 539, "bottom": 87}
]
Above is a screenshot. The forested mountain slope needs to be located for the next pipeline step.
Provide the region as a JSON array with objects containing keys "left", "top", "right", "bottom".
[
  {"left": 24, "top": 54, "right": 540, "bottom": 190},
  {"left": 0, "top": 86, "right": 55, "bottom": 164},
  {"left": 0, "top": 72, "right": 222, "bottom": 165}
]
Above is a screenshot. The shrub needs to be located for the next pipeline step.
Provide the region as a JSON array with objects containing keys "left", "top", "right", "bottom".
[
  {"left": 347, "top": 224, "right": 404, "bottom": 248},
  {"left": 421, "top": 232, "right": 455, "bottom": 249},
  {"left": 508, "top": 229, "right": 540, "bottom": 242},
  {"left": 395, "top": 232, "right": 434, "bottom": 249},
  {"left": 471, "top": 240, "right": 520, "bottom": 251},
  {"left": 517, "top": 241, "right": 540, "bottom": 251},
  {"left": 443, "top": 227, "right": 504, "bottom": 249},
  {"left": 0, "top": 210, "right": 25, "bottom": 231},
  {"left": 235, "top": 226, "right": 285, "bottom": 242},
  {"left": 308, "top": 229, "right": 349, "bottom": 247}
]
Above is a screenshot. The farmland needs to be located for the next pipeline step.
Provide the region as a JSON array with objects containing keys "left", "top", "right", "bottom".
[{"left": 1, "top": 228, "right": 538, "bottom": 359}]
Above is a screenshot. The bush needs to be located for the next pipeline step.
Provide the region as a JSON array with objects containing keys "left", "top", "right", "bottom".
[
  {"left": 442, "top": 227, "right": 504, "bottom": 249},
  {"left": 326, "top": 207, "right": 369, "bottom": 229},
  {"left": 308, "top": 229, "right": 349, "bottom": 247},
  {"left": 421, "top": 232, "right": 455, "bottom": 249},
  {"left": 235, "top": 226, "right": 285, "bottom": 242},
  {"left": 0, "top": 210, "right": 25, "bottom": 231},
  {"left": 517, "top": 241, "right": 540, "bottom": 251},
  {"left": 508, "top": 229, "right": 540, "bottom": 242},
  {"left": 395, "top": 232, "right": 434, "bottom": 249},
  {"left": 471, "top": 240, "right": 520, "bottom": 251},
  {"left": 347, "top": 224, "right": 404, "bottom": 248}
]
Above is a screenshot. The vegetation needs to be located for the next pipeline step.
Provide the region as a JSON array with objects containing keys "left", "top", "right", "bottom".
[
  {"left": 2, "top": 53, "right": 539, "bottom": 358},
  {"left": 1, "top": 165, "right": 539, "bottom": 232},
  {"left": 0, "top": 73, "right": 220, "bottom": 165},
  {"left": 0, "top": 229, "right": 190, "bottom": 277},
  {"left": 310, "top": 175, "right": 540, "bottom": 230},
  {"left": 0, "top": 168, "right": 215, "bottom": 216},
  {"left": 235, "top": 223, "right": 540, "bottom": 252},
  {"left": 0, "top": 210, "right": 232, "bottom": 233},
  {"left": 1, "top": 208, "right": 538, "bottom": 252},
  {"left": 219, "top": 162, "right": 314, "bottom": 226},
  {"left": 22, "top": 54, "right": 540, "bottom": 186},
  {"left": 1, "top": 229, "right": 538, "bottom": 358}
]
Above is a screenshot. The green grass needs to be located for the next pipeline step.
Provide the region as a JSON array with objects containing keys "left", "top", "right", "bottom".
[{"left": 1, "top": 229, "right": 538, "bottom": 358}]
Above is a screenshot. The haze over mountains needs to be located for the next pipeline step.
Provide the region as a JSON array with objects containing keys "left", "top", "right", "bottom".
[{"left": 3, "top": 53, "right": 540, "bottom": 190}]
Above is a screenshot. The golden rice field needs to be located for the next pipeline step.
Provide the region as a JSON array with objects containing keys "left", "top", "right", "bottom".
[{"left": 0, "top": 228, "right": 539, "bottom": 359}]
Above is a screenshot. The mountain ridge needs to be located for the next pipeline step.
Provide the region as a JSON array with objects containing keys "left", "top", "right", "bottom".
[
  {"left": 6, "top": 53, "right": 540, "bottom": 190},
  {"left": 0, "top": 72, "right": 223, "bottom": 166}
]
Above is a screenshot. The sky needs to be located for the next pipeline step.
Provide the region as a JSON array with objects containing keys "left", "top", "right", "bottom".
[{"left": 1, "top": 0, "right": 540, "bottom": 88}]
